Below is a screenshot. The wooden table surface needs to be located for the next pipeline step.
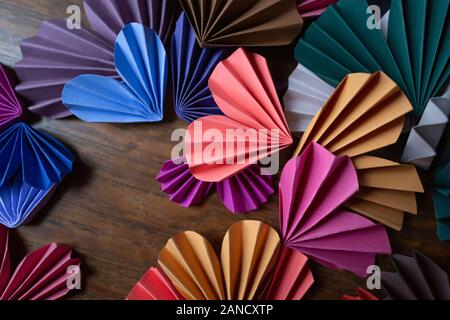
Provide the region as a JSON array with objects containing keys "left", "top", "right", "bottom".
[{"left": 0, "top": 0, "right": 449, "bottom": 300}]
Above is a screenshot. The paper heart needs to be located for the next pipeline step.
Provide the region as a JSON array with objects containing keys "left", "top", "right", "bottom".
[
  {"left": 158, "top": 220, "right": 281, "bottom": 300},
  {"left": 280, "top": 142, "right": 391, "bottom": 277},
  {"left": 185, "top": 48, "right": 293, "bottom": 182},
  {"left": 0, "top": 122, "right": 74, "bottom": 190},
  {"left": 0, "top": 226, "right": 81, "bottom": 300},
  {"left": 62, "top": 23, "right": 168, "bottom": 123},
  {"left": 14, "top": 0, "right": 179, "bottom": 118}
]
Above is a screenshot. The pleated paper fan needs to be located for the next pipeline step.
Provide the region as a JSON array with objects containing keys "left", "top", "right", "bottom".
[
  {"left": 0, "top": 226, "right": 81, "bottom": 300},
  {"left": 434, "top": 132, "right": 450, "bottom": 241},
  {"left": 0, "top": 122, "right": 74, "bottom": 190},
  {"left": 179, "top": 0, "right": 303, "bottom": 47},
  {"left": 185, "top": 48, "right": 293, "bottom": 182},
  {"left": 158, "top": 220, "right": 280, "bottom": 300},
  {"left": 295, "top": 0, "right": 450, "bottom": 116},
  {"left": 84, "top": 0, "right": 180, "bottom": 46},
  {"left": 0, "top": 65, "right": 23, "bottom": 130},
  {"left": 0, "top": 173, "right": 56, "bottom": 228},
  {"left": 280, "top": 142, "right": 391, "bottom": 277},
  {"left": 294, "top": 72, "right": 412, "bottom": 158},
  {"left": 262, "top": 246, "right": 314, "bottom": 300},
  {"left": 346, "top": 156, "right": 424, "bottom": 231},
  {"left": 157, "top": 159, "right": 274, "bottom": 213},
  {"left": 14, "top": 19, "right": 117, "bottom": 119},
  {"left": 172, "top": 13, "right": 229, "bottom": 123},
  {"left": 62, "top": 23, "right": 168, "bottom": 123},
  {"left": 297, "top": 0, "right": 338, "bottom": 19},
  {"left": 127, "top": 267, "right": 184, "bottom": 300},
  {"left": 283, "top": 63, "right": 334, "bottom": 132},
  {"left": 342, "top": 288, "right": 379, "bottom": 301},
  {"left": 381, "top": 252, "right": 450, "bottom": 300}
]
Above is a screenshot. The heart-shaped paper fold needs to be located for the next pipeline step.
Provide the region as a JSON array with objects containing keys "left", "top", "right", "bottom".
[
  {"left": 281, "top": 142, "right": 391, "bottom": 277},
  {"left": 14, "top": 0, "right": 179, "bottom": 118},
  {"left": 0, "top": 123, "right": 74, "bottom": 190},
  {"left": 0, "top": 226, "right": 81, "bottom": 300},
  {"left": 185, "top": 48, "right": 293, "bottom": 182},
  {"left": 62, "top": 23, "right": 168, "bottom": 123},
  {"left": 158, "top": 220, "right": 280, "bottom": 300}
]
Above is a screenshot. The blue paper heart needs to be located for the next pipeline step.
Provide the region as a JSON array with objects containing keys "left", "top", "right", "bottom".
[
  {"left": 62, "top": 23, "right": 168, "bottom": 123},
  {"left": 0, "top": 122, "right": 74, "bottom": 189}
]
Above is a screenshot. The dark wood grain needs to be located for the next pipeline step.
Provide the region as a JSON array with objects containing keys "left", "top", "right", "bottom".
[{"left": 0, "top": 0, "right": 449, "bottom": 300}]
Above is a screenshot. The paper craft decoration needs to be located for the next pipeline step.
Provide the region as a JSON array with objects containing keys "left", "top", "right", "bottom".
[
  {"left": 0, "top": 173, "right": 56, "bottom": 228},
  {"left": 84, "top": 0, "right": 179, "bottom": 46},
  {"left": 401, "top": 88, "right": 450, "bottom": 170},
  {"left": 293, "top": 72, "right": 412, "bottom": 158},
  {"left": 14, "top": 0, "right": 178, "bottom": 119},
  {"left": 0, "top": 122, "right": 74, "bottom": 190},
  {"left": 157, "top": 158, "right": 274, "bottom": 214},
  {"left": 185, "top": 48, "right": 293, "bottom": 182},
  {"left": 283, "top": 63, "right": 334, "bottom": 132},
  {"left": 0, "top": 65, "right": 23, "bottom": 131},
  {"left": 434, "top": 132, "right": 450, "bottom": 241},
  {"left": 280, "top": 142, "right": 391, "bottom": 277},
  {"left": 262, "top": 246, "right": 314, "bottom": 300},
  {"left": 158, "top": 220, "right": 281, "bottom": 300},
  {"left": 342, "top": 288, "right": 379, "bottom": 301},
  {"left": 127, "top": 267, "right": 184, "bottom": 300},
  {"left": 14, "top": 20, "right": 117, "bottom": 118},
  {"left": 297, "top": 0, "right": 338, "bottom": 19},
  {"left": 295, "top": 0, "right": 450, "bottom": 116},
  {"left": 171, "top": 14, "right": 228, "bottom": 123},
  {"left": 179, "top": 0, "right": 303, "bottom": 47},
  {"left": 0, "top": 226, "right": 81, "bottom": 300},
  {"left": 346, "top": 156, "right": 424, "bottom": 231},
  {"left": 381, "top": 252, "right": 450, "bottom": 300},
  {"left": 62, "top": 23, "right": 168, "bottom": 123}
]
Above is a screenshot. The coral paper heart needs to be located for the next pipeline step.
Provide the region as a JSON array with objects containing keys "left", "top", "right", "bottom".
[{"left": 185, "top": 48, "right": 293, "bottom": 182}]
